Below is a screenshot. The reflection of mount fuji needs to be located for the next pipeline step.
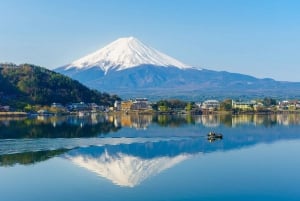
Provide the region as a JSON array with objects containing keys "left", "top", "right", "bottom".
[
  {"left": 68, "top": 150, "right": 190, "bottom": 187},
  {"left": 65, "top": 121, "right": 300, "bottom": 187},
  {"left": 66, "top": 139, "right": 210, "bottom": 187}
]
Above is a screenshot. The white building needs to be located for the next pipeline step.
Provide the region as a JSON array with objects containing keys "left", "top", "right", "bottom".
[
  {"left": 201, "top": 100, "right": 220, "bottom": 110},
  {"left": 131, "top": 98, "right": 151, "bottom": 110}
]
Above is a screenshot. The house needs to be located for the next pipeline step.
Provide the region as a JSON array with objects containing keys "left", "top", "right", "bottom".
[
  {"left": 88, "top": 103, "right": 107, "bottom": 112},
  {"left": 37, "top": 109, "right": 52, "bottom": 116},
  {"left": 51, "top": 103, "right": 65, "bottom": 109},
  {"left": 278, "top": 100, "right": 300, "bottom": 110},
  {"left": 201, "top": 100, "right": 220, "bottom": 111},
  {"left": 121, "top": 100, "right": 133, "bottom": 111},
  {"left": 131, "top": 98, "right": 151, "bottom": 110},
  {"left": 114, "top": 100, "right": 121, "bottom": 111},
  {"left": 232, "top": 100, "right": 255, "bottom": 110},
  {"left": 0, "top": 105, "right": 10, "bottom": 112},
  {"left": 67, "top": 102, "right": 88, "bottom": 111}
]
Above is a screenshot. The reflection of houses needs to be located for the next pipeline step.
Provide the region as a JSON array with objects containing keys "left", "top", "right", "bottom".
[
  {"left": 276, "top": 114, "right": 289, "bottom": 125},
  {"left": 231, "top": 115, "right": 254, "bottom": 127},
  {"left": 120, "top": 115, "right": 132, "bottom": 127},
  {"left": 199, "top": 115, "right": 220, "bottom": 127},
  {"left": 130, "top": 114, "right": 152, "bottom": 129},
  {"left": 276, "top": 114, "right": 300, "bottom": 126},
  {"left": 231, "top": 114, "right": 300, "bottom": 127},
  {"left": 112, "top": 114, "right": 152, "bottom": 129}
]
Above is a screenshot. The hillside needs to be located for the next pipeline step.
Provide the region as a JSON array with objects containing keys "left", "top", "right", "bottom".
[{"left": 0, "top": 63, "right": 120, "bottom": 108}]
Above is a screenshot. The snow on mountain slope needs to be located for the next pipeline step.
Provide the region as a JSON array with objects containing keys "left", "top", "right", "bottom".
[{"left": 64, "top": 37, "right": 192, "bottom": 73}]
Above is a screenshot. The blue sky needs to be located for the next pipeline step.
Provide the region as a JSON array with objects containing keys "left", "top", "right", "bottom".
[{"left": 1, "top": 0, "right": 300, "bottom": 81}]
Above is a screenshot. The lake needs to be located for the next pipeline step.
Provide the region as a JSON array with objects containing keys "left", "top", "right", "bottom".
[{"left": 1, "top": 113, "right": 300, "bottom": 201}]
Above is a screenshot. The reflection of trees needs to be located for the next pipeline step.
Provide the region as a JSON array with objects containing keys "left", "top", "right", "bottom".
[
  {"left": 153, "top": 115, "right": 192, "bottom": 127},
  {"left": 219, "top": 114, "right": 232, "bottom": 127},
  {"left": 0, "top": 116, "right": 120, "bottom": 139},
  {"left": 0, "top": 149, "right": 68, "bottom": 167},
  {"left": 113, "top": 114, "right": 194, "bottom": 128},
  {"left": 1, "top": 114, "right": 300, "bottom": 139},
  {"left": 254, "top": 115, "right": 277, "bottom": 127},
  {"left": 228, "top": 114, "right": 300, "bottom": 127}
]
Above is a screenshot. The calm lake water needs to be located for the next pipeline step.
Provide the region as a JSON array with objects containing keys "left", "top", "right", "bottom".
[{"left": 1, "top": 114, "right": 300, "bottom": 201}]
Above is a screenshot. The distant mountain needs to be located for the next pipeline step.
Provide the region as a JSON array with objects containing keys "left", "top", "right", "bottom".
[
  {"left": 0, "top": 63, "right": 120, "bottom": 108},
  {"left": 56, "top": 37, "right": 300, "bottom": 99}
]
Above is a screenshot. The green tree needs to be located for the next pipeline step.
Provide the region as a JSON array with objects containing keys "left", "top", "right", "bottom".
[
  {"left": 220, "top": 99, "right": 232, "bottom": 111},
  {"left": 0, "top": 63, "right": 121, "bottom": 109},
  {"left": 263, "top": 97, "right": 277, "bottom": 106},
  {"left": 185, "top": 102, "right": 193, "bottom": 111}
]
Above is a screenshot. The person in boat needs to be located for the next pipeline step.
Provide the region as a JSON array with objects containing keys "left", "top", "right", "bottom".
[{"left": 207, "top": 132, "right": 223, "bottom": 138}]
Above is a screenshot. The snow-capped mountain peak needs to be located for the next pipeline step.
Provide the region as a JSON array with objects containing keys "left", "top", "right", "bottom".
[{"left": 65, "top": 37, "right": 192, "bottom": 73}]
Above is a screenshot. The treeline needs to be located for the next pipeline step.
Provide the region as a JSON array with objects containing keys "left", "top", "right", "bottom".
[
  {"left": 152, "top": 99, "right": 197, "bottom": 112},
  {"left": 151, "top": 97, "right": 289, "bottom": 113},
  {"left": 0, "top": 63, "right": 121, "bottom": 109}
]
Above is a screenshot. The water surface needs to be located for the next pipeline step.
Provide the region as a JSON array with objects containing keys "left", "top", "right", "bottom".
[{"left": 0, "top": 114, "right": 300, "bottom": 201}]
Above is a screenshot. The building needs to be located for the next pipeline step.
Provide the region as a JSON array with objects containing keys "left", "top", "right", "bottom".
[
  {"left": 88, "top": 103, "right": 107, "bottom": 112},
  {"left": 114, "top": 101, "right": 121, "bottom": 111},
  {"left": 67, "top": 102, "right": 88, "bottom": 111},
  {"left": 51, "top": 103, "right": 64, "bottom": 109},
  {"left": 0, "top": 105, "right": 10, "bottom": 112},
  {"left": 131, "top": 98, "right": 151, "bottom": 110},
  {"left": 232, "top": 100, "right": 255, "bottom": 110},
  {"left": 121, "top": 100, "right": 133, "bottom": 111},
  {"left": 278, "top": 100, "right": 300, "bottom": 110},
  {"left": 201, "top": 100, "right": 220, "bottom": 111},
  {"left": 120, "top": 98, "right": 151, "bottom": 111}
]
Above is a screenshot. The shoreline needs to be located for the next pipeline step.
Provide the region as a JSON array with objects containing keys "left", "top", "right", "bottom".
[
  {"left": 0, "top": 112, "right": 28, "bottom": 117},
  {"left": 1, "top": 110, "right": 300, "bottom": 118}
]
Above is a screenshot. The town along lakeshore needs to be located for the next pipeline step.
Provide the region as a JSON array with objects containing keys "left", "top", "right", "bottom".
[{"left": 2, "top": 98, "right": 300, "bottom": 118}]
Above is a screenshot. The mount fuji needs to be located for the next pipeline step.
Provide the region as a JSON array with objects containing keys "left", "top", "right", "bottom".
[
  {"left": 56, "top": 37, "right": 300, "bottom": 99},
  {"left": 62, "top": 37, "right": 193, "bottom": 73}
]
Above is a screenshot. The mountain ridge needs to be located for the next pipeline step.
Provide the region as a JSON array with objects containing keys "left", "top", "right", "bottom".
[{"left": 56, "top": 37, "right": 300, "bottom": 99}]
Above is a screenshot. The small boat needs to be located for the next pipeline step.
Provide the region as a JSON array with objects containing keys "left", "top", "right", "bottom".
[{"left": 207, "top": 132, "right": 223, "bottom": 140}]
